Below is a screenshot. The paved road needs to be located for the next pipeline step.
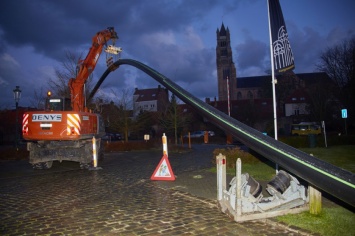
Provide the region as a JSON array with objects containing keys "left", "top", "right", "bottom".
[{"left": 0, "top": 144, "right": 312, "bottom": 235}]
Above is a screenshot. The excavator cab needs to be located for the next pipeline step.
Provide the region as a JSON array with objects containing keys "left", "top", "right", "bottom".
[
  {"left": 45, "top": 98, "right": 72, "bottom": 111},
  {"left": 45, "top": 91, "right": 72, "bottom": 111}
]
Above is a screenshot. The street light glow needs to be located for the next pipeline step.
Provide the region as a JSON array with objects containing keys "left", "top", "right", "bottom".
[{"left": 13, "top": 86, "right": 22, "bottom": 103}]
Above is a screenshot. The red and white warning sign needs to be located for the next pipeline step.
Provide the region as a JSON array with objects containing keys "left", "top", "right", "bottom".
[{"left": 150, "top": 154, "right": 175, "bottom": 181}]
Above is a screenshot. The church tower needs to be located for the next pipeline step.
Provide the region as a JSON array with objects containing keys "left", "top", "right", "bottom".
[{"left": 216, "top": 23, "right": 237, "bottom": 101}]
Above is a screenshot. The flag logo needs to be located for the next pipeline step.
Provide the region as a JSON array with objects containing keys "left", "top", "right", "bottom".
[{"left": 268, "top": 0, "right": 295, "bottom": 73}]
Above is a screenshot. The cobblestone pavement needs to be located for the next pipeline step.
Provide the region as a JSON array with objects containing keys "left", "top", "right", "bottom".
[{"left": 0, "top": 144, "right": 314, "bottom": 235}]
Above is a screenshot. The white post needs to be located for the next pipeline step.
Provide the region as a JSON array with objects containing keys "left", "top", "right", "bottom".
[
  {"left": 162, "top": 133, "right": 168, "bottom": 157},
  {"left": 216, "top": 153, "right": 226, "bottom": 201},
  {"left": 92, "top": 136, "right": 98, "bottom": 168},
  {"left": 236, "top": 158, "right": 242, "bottom": 216}
]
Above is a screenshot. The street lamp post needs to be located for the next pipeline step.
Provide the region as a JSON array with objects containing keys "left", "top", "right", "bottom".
[{"left": 13, "top": 86, "right": 22, "bottom": 149}]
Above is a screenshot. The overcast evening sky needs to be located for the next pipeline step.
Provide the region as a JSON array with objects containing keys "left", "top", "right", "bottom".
[{"left": 0, "top": 0, "right": 354, "bottom": 109}]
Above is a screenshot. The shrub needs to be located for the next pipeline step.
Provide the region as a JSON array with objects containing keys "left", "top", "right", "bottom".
[
  {"left": 212, "top": 146, "right": 259, "bottom": 169},
  {"left": 104, "top": 140, "right": 159, "bottom": 152}
]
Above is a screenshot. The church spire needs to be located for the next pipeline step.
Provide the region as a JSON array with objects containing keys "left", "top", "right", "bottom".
[
  {"left": 216, "top": 22, "right": 237, "bottom": 102},
  {"left": 219, "top": 22, "right": 227, "bottom": 36}
]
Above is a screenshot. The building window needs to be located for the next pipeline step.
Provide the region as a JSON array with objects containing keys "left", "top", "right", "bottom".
[
  {"left": 292, "top": 97, "right": 297, "bottom": 101},
  {"left": 247, "top": 91, "right": 253, "bottom": 99}
]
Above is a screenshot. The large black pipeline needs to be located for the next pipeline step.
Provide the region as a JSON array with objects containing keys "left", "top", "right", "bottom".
[{"left": 89, "top": 59, "right": 355, "bottom": 207}]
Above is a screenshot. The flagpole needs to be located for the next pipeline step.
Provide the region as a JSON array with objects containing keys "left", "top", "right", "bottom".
[
  {"left": 227, "top": 76, "right": 230, "bottom": 116},
  {"left": 267, "top": 0, "right": 278, "bottom": 172}
]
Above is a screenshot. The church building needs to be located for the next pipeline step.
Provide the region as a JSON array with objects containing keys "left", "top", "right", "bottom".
[{"left": 214, "top": 23, "right": 333, "bottom": 131}]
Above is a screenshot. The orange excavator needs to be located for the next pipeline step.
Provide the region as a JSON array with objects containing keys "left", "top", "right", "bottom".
[{"left": 22, "top": 27, "right": 120, "bottom": 169}]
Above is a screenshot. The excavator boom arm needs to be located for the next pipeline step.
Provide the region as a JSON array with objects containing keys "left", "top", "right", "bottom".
[{"left": 69, "top": 27, "right": 118, "bottom": 112}]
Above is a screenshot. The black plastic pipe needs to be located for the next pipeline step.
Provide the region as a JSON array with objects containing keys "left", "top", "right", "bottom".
[{"left": 89, "top": 59, "right": 355, "bottom": 207}]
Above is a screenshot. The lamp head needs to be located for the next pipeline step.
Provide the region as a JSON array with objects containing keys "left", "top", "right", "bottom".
[{"left": 13, "top": 86, "right": 21, "bottom": 103}]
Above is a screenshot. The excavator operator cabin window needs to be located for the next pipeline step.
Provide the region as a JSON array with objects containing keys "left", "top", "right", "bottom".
[
  {"left": 46, "top": 98, "right": 63, "bottom": 111},
  {"left": 45, "top": 98, "right": 72, "bottom": 111}
]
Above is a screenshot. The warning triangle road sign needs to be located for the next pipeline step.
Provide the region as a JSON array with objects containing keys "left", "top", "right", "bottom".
[{"left": 151, "top": 155, "right": 175, "bottom": 181}]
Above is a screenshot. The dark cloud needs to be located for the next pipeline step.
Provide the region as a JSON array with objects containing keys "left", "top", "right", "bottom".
[
  {"left": 288, "top": 25, "right": 324, "bottom": 72},
  {"left": 235, "top": 38, "right": 268, "bottom": 76},
  {"left": 0, "top": 0, "right": 354, "bottom": 108},
  {"left": 0, "top": 0, "right": 221, "bottom": 60},
  {"left": 288, "top": 23, "right": 355, "bottom": 73}
]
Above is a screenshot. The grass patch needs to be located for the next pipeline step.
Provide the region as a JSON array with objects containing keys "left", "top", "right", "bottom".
[
  {"left": 211, "top": 145, "right": 355, "bottom": 236},
  {"left": 300, "top": 145, "right": 355, "bottom": 172},
  {"left": 276, "top": 145, "right": 355, "bottom": 235},
  {"left": 240, "top": 162, "right": 276, "bottom": 181},
  {"left": 277, "top": 207, "right": 355, "bottom": 236}
]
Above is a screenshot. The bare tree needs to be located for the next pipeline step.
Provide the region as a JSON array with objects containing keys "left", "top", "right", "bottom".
[
  {"left": 317, "top": 37, "right": 355, "bottom": 88},
  {"left": 135, "top": 110, "right": 155, "bottom": 138},
  {"left": 101, "top": 88, "right": 134, "bottom": 142},
  {"left": 29, "top": 87, "right": 46, "bottom": 109},
  {"left": 316, "top": 37, "right": 355, "bottom": 125},
  {"left": 159, "top": 94, "right": 191, "bottom": 145},
  {"left": 305, "top": 74, "right": 336, "bottom": 123},
  {"left": 48, "top": 51, "right": 94, "bottom": 101}
]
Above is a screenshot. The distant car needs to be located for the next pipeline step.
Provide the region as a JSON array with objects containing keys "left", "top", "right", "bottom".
[
  {"left": 102, "top": 133, "right": 122, "bottom": 141},
  {"left": 113, "top": 133, "right": 122, "bottom": 140},
  {"left": 184, "top": 131, "right": 206, "bottom": 138}
]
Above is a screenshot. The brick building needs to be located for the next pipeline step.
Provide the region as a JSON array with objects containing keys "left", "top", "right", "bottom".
[{"left": 133, "top": 85, "right": 169, "bottom": 118}]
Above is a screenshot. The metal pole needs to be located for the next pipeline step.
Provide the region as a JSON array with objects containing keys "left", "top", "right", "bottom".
[
  {"left": 267, "top": 0, "right": 278, "bottom": 172},
  {"left": 13, "top": 86, "right": 21, "bottom": 150},
  {"left": 322, "top": 121, "right": 327, "bottom": 148},
  {"left": 227, "top": 76, "right": 230, "bottom": 116},
  {"left": 15, "top": 101, "right": 18, "bottom": 149},
  {"left": 188, "top": 132, "right": 191, "bottom": 149},
  {"left": 344, "top": 119, "right": 347, "bottom": 136}
]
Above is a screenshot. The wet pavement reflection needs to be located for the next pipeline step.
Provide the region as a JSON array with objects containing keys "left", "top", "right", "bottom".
[{"left": 0, "top": 144, "right": 311, "bottom": 235}]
